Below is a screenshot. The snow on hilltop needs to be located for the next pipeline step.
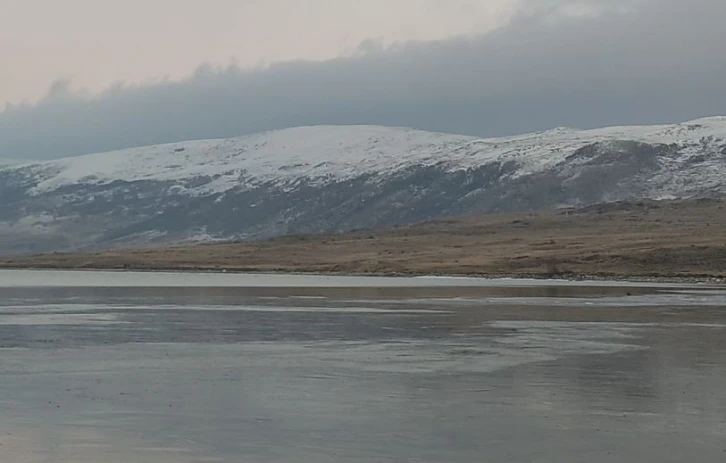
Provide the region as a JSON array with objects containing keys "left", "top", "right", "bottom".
[
  {"left": 4, "top": 116, "right": 726, "bottom": 196},
  {"left": 23, "top": 126, "right": 475, "bottom": 195},
  {"left": 1, "top": 116, "right": 725, "bottom": 255}
]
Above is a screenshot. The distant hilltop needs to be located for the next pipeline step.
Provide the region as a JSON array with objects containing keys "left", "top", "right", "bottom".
[{"left": 1, "top": 117, "right": 725, "bottom": 255}]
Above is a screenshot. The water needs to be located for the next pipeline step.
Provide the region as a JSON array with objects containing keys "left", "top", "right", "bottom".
[{"left": 0, "top": 270, "right": 725, "bottom": 462}]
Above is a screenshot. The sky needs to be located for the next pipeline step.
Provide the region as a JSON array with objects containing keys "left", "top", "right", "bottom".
[
  {"left": 1, "top": 0, "right": 519, "bottom": 105},
  {"left": 2, "top": 0, "right": 726, "bottom": 160}
]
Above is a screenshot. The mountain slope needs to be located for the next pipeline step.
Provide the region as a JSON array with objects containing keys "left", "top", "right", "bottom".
[
  {"left": 3, "top": 199, "right": 724, "bottom": 280},
  {"left": 1, "top": 117, "right": 725, "bottom": 255}
]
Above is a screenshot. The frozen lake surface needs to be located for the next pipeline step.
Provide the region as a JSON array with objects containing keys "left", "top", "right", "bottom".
[{"left": 0, "top": 271, "right": 725, "bottom": 462}]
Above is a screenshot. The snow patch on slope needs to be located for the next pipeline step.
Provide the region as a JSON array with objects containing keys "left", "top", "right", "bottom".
[
  {"left": 3, "top": 117, "right": 726, "bottom": 197},
  {"left": 24, "top": 126, "right": 478, "bottom": 196}
]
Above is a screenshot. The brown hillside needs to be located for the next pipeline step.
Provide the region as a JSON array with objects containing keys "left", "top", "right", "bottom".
[{"left": 2, "top": 199, "right": 725, "bottom": 280}]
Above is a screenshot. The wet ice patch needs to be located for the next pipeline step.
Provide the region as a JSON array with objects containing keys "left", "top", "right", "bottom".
[
  {"left": 0, "top": 304, "right": 136, "bottom": 314},
  {"left": 313, "top": 321, "right": 646, "bottom": 374},
  {"left": 489, "top": 320, "right": 645, "bottom": 356},
  {"left": 296, "top": 341, "right": 555, "bottom": 374},
  {"left": 232, "top": 324, "right": 643, "bottom": 375},
  {"left": 455, "top": 292, "right": 726, "bottom": 307},
  {"left": 0, "top": 313, "right": 127, "bottom": 325},
  {"left": 179, "top": 305, "right": 451, "bottom": 314},
  {"left": 682, "top": 323, "right": 726, "bottom": 329},
  {"left": 0, "top": 303, "right": 450, "bottom": 315}
]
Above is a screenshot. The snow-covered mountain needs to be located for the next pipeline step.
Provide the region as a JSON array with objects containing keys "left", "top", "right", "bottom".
[{"left": 1, "top": 117, "right": 725, "bottom": 255}]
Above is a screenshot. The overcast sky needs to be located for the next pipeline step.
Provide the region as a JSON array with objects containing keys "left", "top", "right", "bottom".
[
  {"left": 1, "top": 0, "right": 519, "bottom": 105},
  {"left": 2, "top": 0, "right": 725, "bottom": 160}
]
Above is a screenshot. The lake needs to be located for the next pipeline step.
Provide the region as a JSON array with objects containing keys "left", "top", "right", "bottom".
[{"left": 1, "top": 270, "right": 725, "bottom": 462}]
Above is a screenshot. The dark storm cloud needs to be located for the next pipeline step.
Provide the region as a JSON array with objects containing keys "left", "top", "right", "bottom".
[{"left": 1, "top": 0, "right": 725, "bottom": 160}]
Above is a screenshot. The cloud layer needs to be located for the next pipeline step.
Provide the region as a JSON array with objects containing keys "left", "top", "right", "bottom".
[{"left": 2, "top": 0, "right": 725, "bottom": 160}]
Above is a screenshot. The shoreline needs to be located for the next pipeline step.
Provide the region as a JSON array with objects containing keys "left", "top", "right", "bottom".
[{"left": 2, "top": 265, "right": 724, "bottom": 285}]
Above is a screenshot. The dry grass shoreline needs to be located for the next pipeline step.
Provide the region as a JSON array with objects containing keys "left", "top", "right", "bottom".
[
  {"left": 4, "top": 267, "right": 724, "bottom": 285},
  {"left": 2, "top": 199, "right": 725, "bottom": 283}
]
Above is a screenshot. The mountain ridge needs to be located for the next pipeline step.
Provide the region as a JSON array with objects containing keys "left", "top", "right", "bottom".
[
  {"left": 7, "top": 116, "right": 726, "bottom": 195},
  {"left": 1, "top": 117, "right": 725, "bottom": 255}
]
